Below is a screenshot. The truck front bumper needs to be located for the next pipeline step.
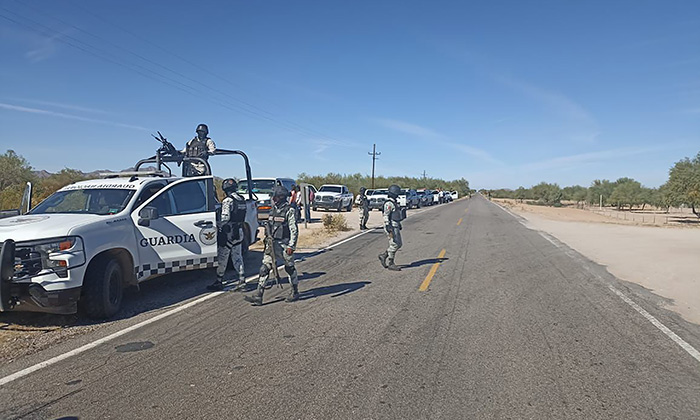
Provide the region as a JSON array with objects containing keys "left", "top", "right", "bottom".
[{"left": 1, "top": 239, "right": 81, "bottom": 315}]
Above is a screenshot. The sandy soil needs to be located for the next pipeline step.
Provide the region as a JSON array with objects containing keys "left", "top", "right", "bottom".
[{"left": 496, "top": 199, "right": 700, "bottom": 325}]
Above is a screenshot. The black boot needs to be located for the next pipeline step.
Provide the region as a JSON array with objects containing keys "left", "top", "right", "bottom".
[
  {"left": 286, "top": 284, "right": 299, "bottom": 303},
  {"left": 378, "top": 252, "right": 388, "bottom": 268},
  {"left": 206, "top": 278, "right": 224, "bottom": 291},
  {"left": 244, "top": 286, "right": 264, "bottom": 306},
  {"left": 387, "top": 259, "right": 401, "bottom": 271}
]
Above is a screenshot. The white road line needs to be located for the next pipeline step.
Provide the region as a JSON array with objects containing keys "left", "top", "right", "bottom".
[
  {"left": 608, "top": 285, "right": 700, "bottom": 363},
  {"left": 0, "top": 226, "right": 378, "bottom": 387},
  {"left": 490, "top": 199, "right": 700, "bottom": 365}
]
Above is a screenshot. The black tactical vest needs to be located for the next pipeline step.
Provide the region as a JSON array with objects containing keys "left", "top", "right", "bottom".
[
  {"left": 229, "top": 193, "right": 247, "bottom": 224},
  {"left": 387, "top": 198, "right": 406, "bottom": 222},
  {"left": 186, "top": 138, "right": 209, "bottom": 158},
  {"left": 268, "top": 202, "right": 291, "bottom": 240}
]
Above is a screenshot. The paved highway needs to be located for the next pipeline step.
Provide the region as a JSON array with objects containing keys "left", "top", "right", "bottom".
[{"left": 1, "top": 195, "right": 699, "bottom": 419}]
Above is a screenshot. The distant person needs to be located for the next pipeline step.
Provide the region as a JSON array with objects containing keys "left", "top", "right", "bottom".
[
  {"left": 208, "top": 178, "right": 247, "bottom": 291},
  {"left": 359, "top": 187, "right": 370, "bottom": 230},
  {"left": 378, "top": 184, "right": 405, "bottom": 271},
  {"left": 182, "top": 123, "right": 216, "bottom": 176}
]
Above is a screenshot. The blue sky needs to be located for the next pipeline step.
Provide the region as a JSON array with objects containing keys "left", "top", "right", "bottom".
[{"left": 1, "top": 0, "right": 699, "bottom": 189}]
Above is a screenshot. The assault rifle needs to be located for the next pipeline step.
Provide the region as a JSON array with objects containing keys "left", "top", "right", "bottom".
[{"left": 263, "top": 222, "right": 283, "bottom": 290}]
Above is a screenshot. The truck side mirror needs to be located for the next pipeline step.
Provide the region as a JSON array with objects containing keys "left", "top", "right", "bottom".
[{"left": 138, "top": 206, "right": 159, "bottom": 227}]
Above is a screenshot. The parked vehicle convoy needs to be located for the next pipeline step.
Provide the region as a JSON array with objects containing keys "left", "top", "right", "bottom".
[
  {"left": 313, "top": 184, "right": 354, "bottom": 212},
  {"left": 398, "top": 188, "right": 420, "bottom": 209},
  {"left": 369, "top": 189, "right": 389, "bottom": 210},
  {"left": 0, "top": 139, "right": 258, "bottom": 318},
  {"left": 238, "top": 177, "right": 295, "bottom": 224}
]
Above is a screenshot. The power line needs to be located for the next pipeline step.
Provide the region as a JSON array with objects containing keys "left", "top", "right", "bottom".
[{"left": 5, "top": 3, "right": 342, "bottom": 142}]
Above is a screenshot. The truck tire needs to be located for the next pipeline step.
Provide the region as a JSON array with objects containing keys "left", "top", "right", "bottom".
[
  {"left": 312, "top": 206, "right": 317, "bottom": 212},
  {"left": 336, "top": 202, "right": 342, "bottom": 212},
  {"left": 81, "top": 256, "right": 124, "bottom": 319},
  {"left": 346, "top": 202, "right": 352, "bottom": 212}
]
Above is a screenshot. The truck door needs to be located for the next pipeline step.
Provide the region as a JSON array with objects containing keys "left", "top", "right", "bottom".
[{"left": 131, "top": 177, "right": 218, "bottom": 281}]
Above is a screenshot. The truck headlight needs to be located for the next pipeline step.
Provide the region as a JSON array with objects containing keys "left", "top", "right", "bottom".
[{"left": 16, "top": 236, "right": 85, "bottom": 278}]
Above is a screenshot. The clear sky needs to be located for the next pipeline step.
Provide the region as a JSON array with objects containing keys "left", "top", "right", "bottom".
[{"left": 1, "top": 0, "right": 699, "bottom": 189}]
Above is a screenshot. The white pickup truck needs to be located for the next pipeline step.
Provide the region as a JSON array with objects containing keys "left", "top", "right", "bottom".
[
  {"left": 312, "top": 184, "right": 354, "bottom": 212},
  {"left": 0, "top": 148, "right": 258, "bottom": 318}
]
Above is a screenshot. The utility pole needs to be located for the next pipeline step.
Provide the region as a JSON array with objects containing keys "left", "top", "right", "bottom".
[
  {"left": 421, "top": 170, "right": 427, "bottom": 180},
  {"left": 368, "top": 144, "right": 381, "bottom": 189}
]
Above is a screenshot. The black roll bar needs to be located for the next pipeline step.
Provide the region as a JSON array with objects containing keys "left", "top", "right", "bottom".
[{"left": 134, "top": 149, "right": 255, "bottom": 201}]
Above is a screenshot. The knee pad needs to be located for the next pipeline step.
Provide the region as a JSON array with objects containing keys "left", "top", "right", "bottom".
[
  {"left": 259, "top": 264, "right": 270, "bottom": 277},
  {"left": 284, "top": 264, "right": 296, "bottom": 276}
]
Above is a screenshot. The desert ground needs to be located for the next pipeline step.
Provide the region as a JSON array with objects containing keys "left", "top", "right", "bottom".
[{"left": 495, "top": 199, "right": 700, "bottom": 325}]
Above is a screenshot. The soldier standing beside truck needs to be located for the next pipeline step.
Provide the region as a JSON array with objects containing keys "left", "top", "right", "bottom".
[
  {"left": 208, "top": 178, "right": 247, "bottom": 291},
  {"left": 244, "top": 186, "right": 300, "bottom": 305}
]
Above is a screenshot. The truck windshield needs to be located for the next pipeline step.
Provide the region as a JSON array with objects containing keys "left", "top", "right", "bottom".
[
  {"left": 319, "top": 186, "right": 342, "bottom": 193},
  {"left": 238, "top": 180, "right": 275, "bottom": 194},
  {"left": 30, "top": 189, "right": 135, "bottom": 215}
]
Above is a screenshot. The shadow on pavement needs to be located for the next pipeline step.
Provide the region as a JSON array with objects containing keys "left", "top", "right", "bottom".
[
  {"left": 298, "top": 281, "right": 371, "bottom": 301},
  {"left": 0, "top": 248, "right": 321, "bottom": 328},
  {"left": 400, "top": 257, "right": 449, "bottom": 269}
]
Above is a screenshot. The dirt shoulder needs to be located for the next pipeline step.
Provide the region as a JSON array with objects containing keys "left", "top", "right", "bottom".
[{"left": 495, "top": 199, "right": 700, "bottom": 325}]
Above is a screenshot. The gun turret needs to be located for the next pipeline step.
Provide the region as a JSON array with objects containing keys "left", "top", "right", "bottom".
[{"left": 151, "top": 131, "right": 182, "bottom": 161}]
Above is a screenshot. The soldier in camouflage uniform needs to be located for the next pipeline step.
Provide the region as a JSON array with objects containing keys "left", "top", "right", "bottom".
[
  {"left": 207, "top": 178, "right": 247, "bottom": 291},
  {"left": 182, "top": 123, "right": 216, "bottom": 176},
  {"left": 378, "top": 184, "right": 404, "bottom": 271},
  {"left": 359, "top": 187, "right": 370, "bottom": 230},
  {"left": 244, "top": 185, "right": 300, "bottom": 305}
]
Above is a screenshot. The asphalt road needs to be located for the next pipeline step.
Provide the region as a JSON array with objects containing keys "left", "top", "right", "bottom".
[{"left": 1, "top": 195, "right": 699, "bottom": 419}]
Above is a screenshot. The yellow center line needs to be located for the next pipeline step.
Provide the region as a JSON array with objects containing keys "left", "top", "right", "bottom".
[
  {"left": 457, "top": 218, "right": 462, "bottom": 226},
  {"left": 419, "top": 249, "right": 446, "bottom": 292}
]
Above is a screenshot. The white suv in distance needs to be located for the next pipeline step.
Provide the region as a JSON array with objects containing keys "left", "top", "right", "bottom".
[{"left": 313, "top": 185, "right": 354, "bottom": 212}]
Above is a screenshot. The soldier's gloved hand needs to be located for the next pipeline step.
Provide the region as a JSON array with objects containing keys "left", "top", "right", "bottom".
[{"left": 285, "top": 247, "right": 294, "bottom": 256}]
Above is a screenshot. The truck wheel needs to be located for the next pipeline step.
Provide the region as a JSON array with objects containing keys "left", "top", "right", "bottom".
[
  {"left": 81, "top": 256, "right": 124, "bottom": 319},
  {"left": 312, "top": 206, "right": 317, "bottom": 212},
  {"left": 346, "top": 202, "right": 352, "bottom": 212},
  {"left": 336, "top": 202, "right": 342, "bottom": 212}
]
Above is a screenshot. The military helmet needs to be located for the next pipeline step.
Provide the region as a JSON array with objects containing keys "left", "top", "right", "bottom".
[
  {"left": 221, "top": 178, "right": 237, "bottom": 193},
  {"left": 360, "top": 187, "right": 366, "bottom": 194},
  {"left": 388, "top": 184, "right": 401, "bottom": 198},
  {"left": 196, "top": 123, "right": 209, "bottom": 135},
  {"left": 273, "top": 185, "right": 289, "bottom": 199}
]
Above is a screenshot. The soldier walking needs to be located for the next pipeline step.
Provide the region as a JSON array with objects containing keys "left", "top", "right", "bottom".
[
  {"left": 378, "top": 184, "right": 405, "bottom": 271},
  {"left": 359, "top": 187, "right": 370, "bottom": 230},
  {"left": 244, "top": 186, "right": 300, "bottom": 305},
  {"left": 182, "top": 123, "right": 216, "bottom": 176},
  {"left": 208, "top": 178, "right": 247, "bottom": 291}
]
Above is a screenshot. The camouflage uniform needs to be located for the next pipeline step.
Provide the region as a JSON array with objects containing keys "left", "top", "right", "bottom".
[
  {"left": 182, "top": 137, "right": 216, "bottom": 176},
  {"left": 216, "top": 191, "right": 246, "bottom": 283},
  {"left": 359, "top": 190, "right": 370, "bottom": 230},
  {"left": 378, "top": 185, "right": 404, "bottom": 271},
  {"left": 245, "top": 188, "right": 300, "bottom": 305}
]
